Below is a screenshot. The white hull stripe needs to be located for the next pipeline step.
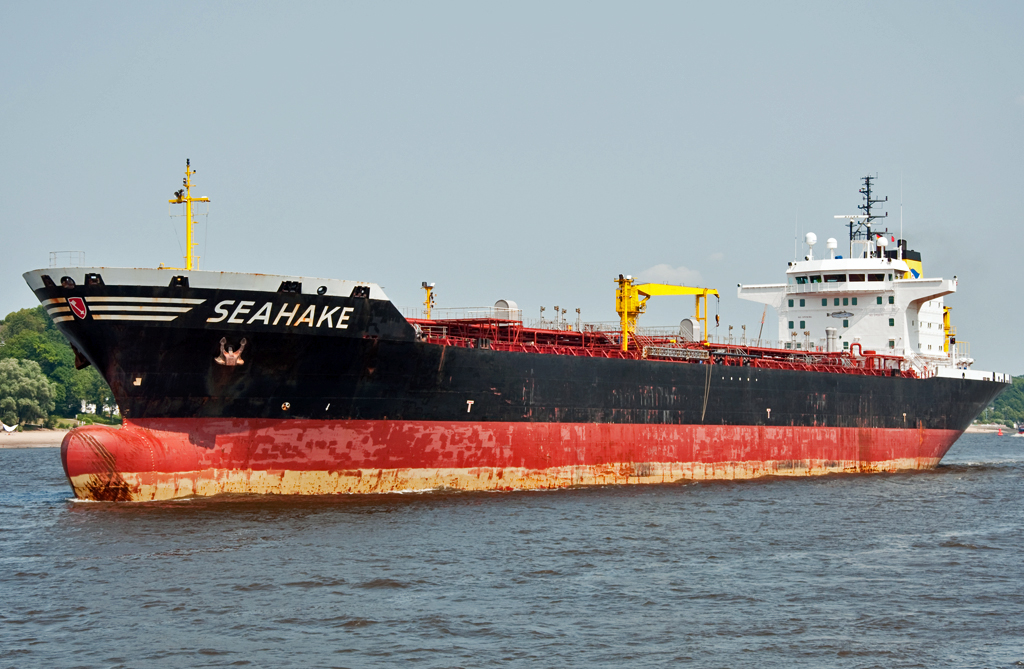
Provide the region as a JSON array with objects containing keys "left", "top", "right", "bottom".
[
  {"left": 52, "top": 315, "right": 74, "bottom": 323},
  {"left": 46, "top": 306, "right": 71, "bottom": 314},
  {"left": 42, "top": 297, "right": 67, "bottom": 305},
  {"left": 85, "top": 297, "right": 206, "bottom": 305},
  {"left": 90, "top": 315, "right": 179, "bottom": 322},
  {"left": 88, "top": 305, "right": 193, "bottom": 313}
]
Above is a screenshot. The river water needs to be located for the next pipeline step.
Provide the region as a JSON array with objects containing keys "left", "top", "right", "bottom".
[{"left": 2, "top": 434, "right": 1023, "bottom": 668}]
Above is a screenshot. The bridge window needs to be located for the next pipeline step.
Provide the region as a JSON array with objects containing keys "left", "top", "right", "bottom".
[
  {"left": 824, "top": 274, "right": 846, "bottom": 283},
  {"left": 809, "top": 275, "right": 822, "bottom": 284},
  {"left": 849, "top": 274, "right": 865, "bottom": 281},
  {"left": 795, "top": 276, "right": 808, "bottom": 285},
  {"left": 868, "top": 274, "right": 885, "bottom": 282}
]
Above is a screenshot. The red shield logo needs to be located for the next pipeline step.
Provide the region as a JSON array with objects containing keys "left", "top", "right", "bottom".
[{"left": 68, "top": 297, "right": 87, "bottom": 319}]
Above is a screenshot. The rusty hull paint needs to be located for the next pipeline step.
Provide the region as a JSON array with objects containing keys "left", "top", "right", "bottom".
[{"left": 60, "top": 419, "right": 961, "bottom": 501}]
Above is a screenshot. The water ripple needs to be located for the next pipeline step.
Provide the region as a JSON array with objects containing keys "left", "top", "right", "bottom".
[{"left": 1, "top": 435, "right": 1023, "bottom": 667}]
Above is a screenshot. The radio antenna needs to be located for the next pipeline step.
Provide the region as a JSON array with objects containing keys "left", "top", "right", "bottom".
[
  {"left": 793, "top": 211, "right": 798, "bottom": 260},
  {"left": 899, "top": 172, "right": 904, "bottom": 260}
]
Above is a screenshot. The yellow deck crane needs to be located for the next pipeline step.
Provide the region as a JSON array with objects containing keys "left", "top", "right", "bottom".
[
  {"left": 615, "top": 275, "right": 719, "bottom": 351},
  {"left": 943, "top": 306, "right": 954, "bottom": 354}
]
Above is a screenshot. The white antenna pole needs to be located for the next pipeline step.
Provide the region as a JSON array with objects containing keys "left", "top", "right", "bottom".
[
  {"left": 794, "top": 211, "right": 798, "bottom": 260},
  {"left": 899, "top": 172, "right": 904, "bottom": 260}
]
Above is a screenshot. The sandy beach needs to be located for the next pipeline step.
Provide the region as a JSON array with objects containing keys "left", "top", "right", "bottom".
[
  {"left": 964, "top": 423, "right": 1016, "bottom": 434},
  {"left": 0, "top": 430, "right": 69, "bottom": 448}
]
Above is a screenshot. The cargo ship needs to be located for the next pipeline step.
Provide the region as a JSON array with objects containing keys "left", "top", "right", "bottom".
[{"left": 26, "top": 165, "right": 1010, "bottom": 501}]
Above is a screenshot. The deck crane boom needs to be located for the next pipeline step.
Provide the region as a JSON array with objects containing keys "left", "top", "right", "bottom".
[{"left": 615, "top": 275, "right": 720, "bottom": 351}]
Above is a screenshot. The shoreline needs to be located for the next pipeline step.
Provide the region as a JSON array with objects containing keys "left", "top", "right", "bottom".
[
  {"left": 0, "top": 430, "right": 68, "bottom": 448},
  {"left": 964, "top": 423, "right": 1015, "bottom": 434}
]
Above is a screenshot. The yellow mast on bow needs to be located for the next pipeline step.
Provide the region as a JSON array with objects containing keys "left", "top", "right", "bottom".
[{"left": 166, "top": 159, "right": 210, "bottom": 271}]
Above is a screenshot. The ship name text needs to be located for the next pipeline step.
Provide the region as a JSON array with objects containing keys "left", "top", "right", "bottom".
[{"left": 206, "top": 300, "right": 355, "bottom": 329}]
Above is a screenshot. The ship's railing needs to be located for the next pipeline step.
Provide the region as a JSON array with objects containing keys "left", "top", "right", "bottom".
[
  {"left": 406, "top": 311, "right": 923, "bottom": 377},
  {"left": 400, "top": 306, "right": 523, "bottom": 321},
  {"left": 49, "top": 251, "right": 86, "bottom": 268},
  {"left": 953, "top": 340, "right": 971, "bottom": 363},
  {"left": 524, "top": 318, "right": 581, "bottom": 331},
  {"left": 412, "top": 330, "right": 913, "bottom": 378},
  {"left": 787, "top": 282, "right": 895, "bottom": 294}
]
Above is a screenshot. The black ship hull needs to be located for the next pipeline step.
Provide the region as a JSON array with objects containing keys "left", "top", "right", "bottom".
[{"left": 25, "top": 268, "right": 1008, "bottom": 501}]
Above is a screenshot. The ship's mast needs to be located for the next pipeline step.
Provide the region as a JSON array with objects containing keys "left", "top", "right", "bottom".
[
  {"left": 167, "top": 159, "right": 210, "bottom": 271},
  {"left": 857, "top": 175, "right": 888, "bottom": 258},
  {"left": 834, "top": 175, "right": 888, "bottom": 258}
]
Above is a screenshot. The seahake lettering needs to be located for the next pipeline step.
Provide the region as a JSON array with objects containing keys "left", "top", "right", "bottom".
[
  {"left": 207, "top": 300, "right": 235, "bottom": 323},
  {"left": 273, "top": 303, "right": 300, "bottom": 326},
  {"left": 337, "top": 307, "right": 355, "bottom": 329},
  {"left": 316, "top": 306, "right": 341, "bottom": 328},
  {"left": 228, "top": 301, "right": 256, "bottom": 324},
  {"left": 294, "top": 305, "right": 317, "bottom": 327},
  {"left": 211, "top": 301, "right": 358, "bottom": 329},
  {"left": 247, "top": 302, "right": 273, "bottom": 325}
]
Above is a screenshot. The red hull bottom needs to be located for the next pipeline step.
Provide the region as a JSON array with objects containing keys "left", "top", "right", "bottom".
[{"left": 61, "top": 418, "right": 962, "bottom": 501}]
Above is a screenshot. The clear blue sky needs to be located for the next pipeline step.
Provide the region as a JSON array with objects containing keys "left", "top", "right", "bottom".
[{"left": 2, "top": 1, "right": 1022, "bottom": 371}]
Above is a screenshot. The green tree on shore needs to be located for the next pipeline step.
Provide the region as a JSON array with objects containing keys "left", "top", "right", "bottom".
[
  {"left": 0, "top": 358, "right": 55, "bottom": 426},
  {"left": 0, "top": 306, "right": 113, "bottom": 420},
  {"left": 983, "top": 376, "right": 1024, "bottom": 426}
]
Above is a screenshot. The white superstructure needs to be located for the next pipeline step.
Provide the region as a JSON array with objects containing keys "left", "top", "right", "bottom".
[
  {"left": 739, "top": 253, "right": 954, "bottom": 357},
  {"left": 737, "top": 176, "right": 1003, "bottom": 382}
]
